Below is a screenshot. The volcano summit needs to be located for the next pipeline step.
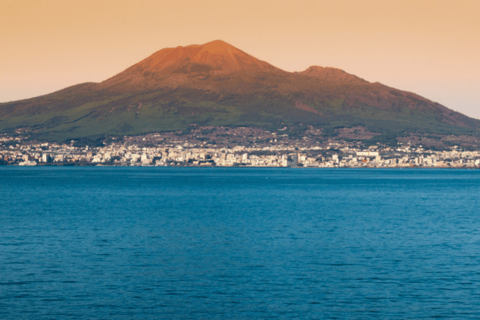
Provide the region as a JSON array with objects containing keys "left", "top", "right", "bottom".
[{"left": 1, "top": 40, "right": 479, "bottom": 142}]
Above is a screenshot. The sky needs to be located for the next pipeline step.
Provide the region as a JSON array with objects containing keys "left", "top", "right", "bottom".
[{"left": 1, "top": 0, "right": 479, "bottom": 118}]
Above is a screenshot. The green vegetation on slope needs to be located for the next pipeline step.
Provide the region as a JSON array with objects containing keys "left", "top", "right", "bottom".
[{"left": 0, "top": 87, "right": 477, "bottom": 142}]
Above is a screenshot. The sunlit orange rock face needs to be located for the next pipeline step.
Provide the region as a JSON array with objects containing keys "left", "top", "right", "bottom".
[
  {"left": 98, "top": 40, "right": 456, "bottom": 116},
  {"left": 101, "top": 40, "right": 377, "bottom": 96},
  {"left": 100, "top": 40, "right": 287, "bottom": 93}
]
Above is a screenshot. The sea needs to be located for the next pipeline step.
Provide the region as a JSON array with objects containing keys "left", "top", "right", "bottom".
[{"left": 1, "top": 167, "right": 480, "bottom": 319}]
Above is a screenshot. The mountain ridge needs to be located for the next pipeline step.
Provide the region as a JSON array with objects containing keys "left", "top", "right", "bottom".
[
  {"left": 98, "top": 40, "right": 286, "bottom": 93},
  {"left": 1, "top": 40, "right": 479, "bottom": 142}
]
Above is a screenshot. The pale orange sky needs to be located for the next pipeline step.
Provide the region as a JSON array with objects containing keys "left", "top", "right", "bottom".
[{"left": 1, "top": 0, "right": 479, "bottom": 118}]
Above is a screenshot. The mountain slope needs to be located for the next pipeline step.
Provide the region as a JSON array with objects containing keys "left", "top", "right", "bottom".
[
  {"left": 1, "top": 40, "right": 479, "bottom": 141},
  {"left": 98, "top": 40, "right": 288, "bottom": 93}
]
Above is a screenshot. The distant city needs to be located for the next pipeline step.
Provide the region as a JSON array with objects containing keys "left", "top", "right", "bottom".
[{"left": 2, "top": 126, "right": 479, "bottom": 168}]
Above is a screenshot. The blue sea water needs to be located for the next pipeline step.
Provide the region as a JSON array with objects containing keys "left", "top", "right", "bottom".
[{"left": 1, "top": 168, "right": 480, "bottom": 319}]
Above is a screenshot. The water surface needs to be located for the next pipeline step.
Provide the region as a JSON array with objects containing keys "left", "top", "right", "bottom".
[{"left": 1, "top": 168, "right": 480, "bottom": 319}]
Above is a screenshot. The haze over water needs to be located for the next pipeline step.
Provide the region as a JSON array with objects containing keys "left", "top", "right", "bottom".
[{"left": 1, "top": 167, "right": 480, "bottom": 319}]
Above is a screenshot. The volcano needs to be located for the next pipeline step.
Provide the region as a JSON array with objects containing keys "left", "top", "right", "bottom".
[{"left": 1, "top": 40, "right": 479, "bottom": 141}]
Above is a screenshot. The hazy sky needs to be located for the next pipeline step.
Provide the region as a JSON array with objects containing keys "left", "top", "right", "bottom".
[{"left": 1, "top": 0, "right": 479, "bottom": 118}]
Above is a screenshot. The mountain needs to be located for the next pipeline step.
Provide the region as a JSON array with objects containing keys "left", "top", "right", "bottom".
[
  {"left": 1, "top": 40, "right": 479, "bottom": 142},
  {"left": 100, "top": 40, "right": 287, "bottom": 93}
]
